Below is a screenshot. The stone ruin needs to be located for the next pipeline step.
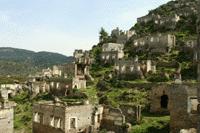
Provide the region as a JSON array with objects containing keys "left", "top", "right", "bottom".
[
  {"left": 101, "top": 43, "right": 124, "bottom": 64},
  {"left": 137, "top": 13, "right": 180, "bottom": 29},
  {"left": 0, "top": 83, "right": 22, "bottom": 98},
  {"left": 111, "top": 27, "right": 135, "bottom": 44},
  {"left": 29, "top": 49, "right": 94, "bottom": 96},
  {"left": 149, "top": 83, "right": 200, "bottom": 133},
  {"left": 150, "top": 84, "right": 170, "bottom": 114},
  {"left": 170, "top": 84, "right": 199, "bottom": 133},
  {"left": 114, "top": 57, "right": 156, "bottom": 80},
  {"left": 0, "top": 89, "right": 15, "bottom": 133},
  {"left": 133, "top": 33, "right": 176, "bottom": 54},
  {"left": 32, "top": 101, "right": 142, "bottom": 133}
]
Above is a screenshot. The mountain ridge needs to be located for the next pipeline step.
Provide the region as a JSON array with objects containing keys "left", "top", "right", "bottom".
[{"left": 0, "top": 47, "right": 74, "bottom": 76}]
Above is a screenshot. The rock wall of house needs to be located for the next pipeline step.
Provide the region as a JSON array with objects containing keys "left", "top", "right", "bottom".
[
  {"left": 64, "top": 104, "right": 94, "bottom": 132},
  {"left": 170, "top": 84, "right": 199, "bottom": 133},
  {"left": 197, "top": 87, "right": 200, "bottom": 133},
  {"left": 119, "top": 104, "right": 141, "bottom": 124},
  {"left": 33, "top": 123, "right": 64, "bottom": 133},
  {"left": 32, "top": 103, "right": 66, "bottom": 133},
  {"left": 0, "top": 108, "right": 14, "bottom": 133},
  {"left": 101, "top": 51, "right": 124, "bottom": 64},
  {"left": 133, "top": 33, "right": 176, "bottom": 53},
  {"left": 72, "top": 77, "right": 86, "bottom": 89},
  {"left": 49, "top": 80, "right": 72, "bottom": 96},
  {"left": 150, "top": 85, "right": 171, "bottom": 114},
  {"left": 100, "top": 106, "right": 127, "bottom": 133}
]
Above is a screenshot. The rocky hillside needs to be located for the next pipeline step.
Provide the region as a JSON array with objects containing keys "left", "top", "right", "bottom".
[{"left": 0, "top": 47, "right": 73, "bottom": 76}]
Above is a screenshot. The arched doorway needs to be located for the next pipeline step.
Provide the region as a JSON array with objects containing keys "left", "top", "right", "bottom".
[{"left": 161, "top": 95, "right": 168, "bottom": 109}]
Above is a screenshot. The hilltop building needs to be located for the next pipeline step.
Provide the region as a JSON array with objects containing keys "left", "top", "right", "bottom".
[
  {"left": 114, "top": 58, "right": 156, "bottom": 80},
  {"left": 133, "top": 33, "right": 176, "bottom": 53},
  {"left": 111, "top": 27, "right": 135, "bottom": 44},
  {"left": 101, "top": 43, "right": 124, "bottom": 64}
]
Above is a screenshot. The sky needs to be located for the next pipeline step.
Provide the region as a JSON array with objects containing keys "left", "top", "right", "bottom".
[{"left": 0, "top": 0, "right": 171, "bottom": 56}]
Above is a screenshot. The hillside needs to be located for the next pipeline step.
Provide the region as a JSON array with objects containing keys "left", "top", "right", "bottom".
[
  {"left": 88, "top": 0, "right": 199, "bottom": 132},
  {"left": 0, "top": 47, "right": 73, "bottom": 76}
]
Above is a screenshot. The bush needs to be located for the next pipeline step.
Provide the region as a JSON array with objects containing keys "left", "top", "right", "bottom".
[{"left": 147, "top": 73, "right": 169, "bottom": 82}]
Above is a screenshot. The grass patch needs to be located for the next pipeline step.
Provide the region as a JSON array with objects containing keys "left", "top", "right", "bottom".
[{"left": 130, "top": 113, "right": 170, "bottom": 133}]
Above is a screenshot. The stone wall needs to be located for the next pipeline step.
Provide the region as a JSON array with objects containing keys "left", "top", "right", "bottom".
[
  {"left": 33, "top": 123, "right": 64, "bottom": 133},
  {"left": 150, "top": 85, "right": 171, "bottom": 114},
  {"left": 102, "top": 43, "right": 124, "bottom": 52},
  {"left": 119, "top": 104, "right": 141, "bottom": 124},
  {"left": 72, "top": 77, "right": 86, "bottom": 89},
  {"left": 197, "top": 0, "right": 200, "bottom": 82},
  {"left": 33, "top": 103, "right": 98, "bottom": 133},
  {"left": 111, "top": 28, "right": 134, "bottom": 44},
  {"left": 33, "top": 102, "right": 66, "bottom": 133},
  {"left": 0, "top": 108, "right": 14, "bottom": 133},
  {"left": 170, "top": 84, "right": 199, "bottom": 133},
  {"left": 62, "top": 64, "right": 76, "bottom": 78},
  {"left": 65, "top": 104, "right": 94, "bottom": 132},
  {"left": 197, "top": 87, "right": 200, "bottom": 133},
  {"left": 133, "top": 33, "right": 176, "bottom": 53},
  {"left": 74, "top": 50, "right": 91, "bottom": 65},
  {"left": 100, "top": 106, "right": 127, "bottom": 133},
  {"left": 101, "top": 51, "right": 124, "bottom": 65},
  {"left": 49, "top": 79, "right": 72, "bottom": 95},
  {"left": 114, "top": 59, "right": 156, "bottom": 80},
  {"left": 114, "top": 59, "right": 142, "bottom": 80}
]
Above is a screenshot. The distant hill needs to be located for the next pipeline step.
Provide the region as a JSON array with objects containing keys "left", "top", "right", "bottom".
[{"left": 0, "top": 47, "right": 73, "bottom": 76}]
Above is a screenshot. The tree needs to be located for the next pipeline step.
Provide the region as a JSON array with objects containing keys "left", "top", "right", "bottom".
[{"left": 99, "top": 27, "right": 109, "bottom": 43}]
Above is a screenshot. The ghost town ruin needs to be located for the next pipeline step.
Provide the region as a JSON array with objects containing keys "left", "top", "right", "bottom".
[
  {"left": 101, "top": 43, "right": 124, "bottom": 65},
  {"left": 133, "top": 33, "right": 176, "bottom": 53},
  {"left": 1, "top": 0, "right": 200, "bottom": 133},
  {"left": 0, "top": 88, "right": 15, "bottom": 133},
  {"left": 32, "top": 100, "right": 142, "bottom": 133},
  {"left": 114, "top": 58, "right": 156, "bottom": 80},
  {"left": 28, "top": 49, "right": 93, "bottom": 96}
]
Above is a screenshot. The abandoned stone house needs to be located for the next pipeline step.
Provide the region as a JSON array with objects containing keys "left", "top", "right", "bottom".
[
  {"left": 0, "top": 83, "right": 22, "bottom": 98},
  {"left": 101, "top": 43, "right": 124, "bottom": 64},
  {"left": 150, "top": 84, "right": 170, "bottom": 114},
  {"left": 137, "top": 13, "right": 157, "bottom": 24},
  {"left": 154, "top": 14, "right": 180, "bottom": 30},
  {"left": 42, "top": 68, "right": 53, "bottom": 78},
  {"left": 137, "top": 13, "right": 180, "bottom": 28},
  {"left": 114, "top": 59, "right": 156, "bottom": 80},
  {"left": 42, "top": 65, "right": 70, "bottom": 78},
  {"left": 133, "top": 33, "right": 176, "bottom": 53},
  {"left": 149, "top": 83, "right": 200, "bottom": 133},
  {"left": 63, "top": 63, "right": 87, "bottom": 89},
  {"left": 111, "top": 27, "right": 135, "bottom": 44},
  {"left": 30, "top": 63, "right": 88, "bottom": 94},
  {"left": 32, "top": 101, "right": 142, "bottom": 133},
  {"left": 33, "top": 102, "right": 105, "bottom": 133},
  {"left": 0, "top": 90, "right": 15, "bottom": 133},
  {"left": 49, "top": 79, "right": 73, "bottom": 96},
  {"left": 52, "top": 66, "right": 63, "bottom": 77},
  {"left": 170, "top": 84, "right": 199, "bottom": 133},
  {"left": 30, "top": 81, "right": 50, "bottom": 95},
  {"left": 73, "top": 50, "right": 92, "bottom": 65}
]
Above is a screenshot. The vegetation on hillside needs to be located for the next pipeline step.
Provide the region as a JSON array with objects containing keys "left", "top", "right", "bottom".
[{"left": 0, "top": 47, "right": 73, "bottom": 76}]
